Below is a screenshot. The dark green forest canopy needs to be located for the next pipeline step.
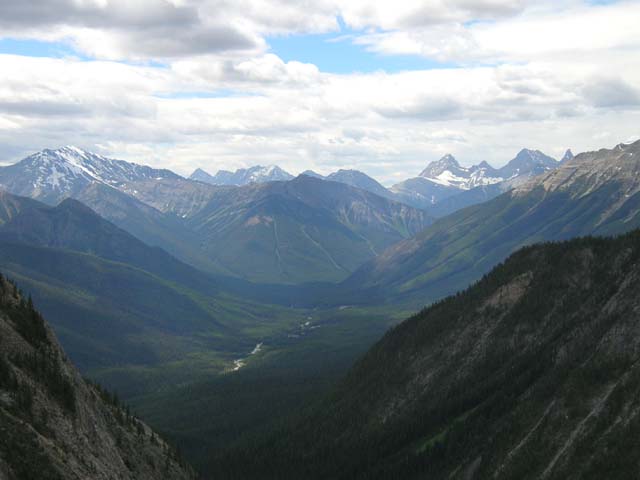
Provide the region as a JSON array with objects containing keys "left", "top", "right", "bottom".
[{"left": 208, "top": 230, "right": 640, "bottom": 479}]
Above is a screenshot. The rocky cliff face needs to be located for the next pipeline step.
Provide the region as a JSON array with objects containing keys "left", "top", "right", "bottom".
[{"left": 0, "top": 275, "right": 194, "bottom": 480}]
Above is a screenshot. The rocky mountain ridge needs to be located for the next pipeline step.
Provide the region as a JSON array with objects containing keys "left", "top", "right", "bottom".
[
  {"left": 0, "top": 147, "right": 179, "bottom": 205},
  {"left": 391, "top": 149, "right": 559, "bottom": 210},
  {"left": 189, "top": 164, "right": 294, "bottom": 186},
  {"left": 342, "top": 140, "right": 640, "bottom": 306}
]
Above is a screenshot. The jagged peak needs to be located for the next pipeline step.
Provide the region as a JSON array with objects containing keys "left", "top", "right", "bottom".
[
  {"left": 419, "top": 154, "right": 461, "bottom": 178},
  {"left": 515, "top": 148, "right": 537, "bottom": 158},
  {"left": 189, "top": 167, "right": 214, "bottom": 180},
  {"left": 437, "top": 153, "right": 459, "bottom": 166},
  {"left": 476, "top": 160, "right": 494, "bottom": 170},
  {"left": 561, "top": 149, "right": 574, "bottom": 163}
]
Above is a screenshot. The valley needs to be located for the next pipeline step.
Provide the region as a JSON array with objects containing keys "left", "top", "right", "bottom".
[
  {"left": 2, "top": 4, "right": 638, "bottom": 478},
  {"left": 1, "top": 140, "right": 640, "bottom": 477}
]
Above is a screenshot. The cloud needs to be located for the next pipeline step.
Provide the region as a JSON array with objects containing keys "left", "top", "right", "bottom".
[
  {"left": 0, "top": 1, "right": 639, "bottom": 184},
  {"left": 0, "top": 0, "right": 554, "bottom": 62},
  {"left": 583, "top": 77, "right": 640, "bottom": 109},
  {"left": 1, "top": 48, "right": 639, "bottom": 184},
  {"left": 375, "top": 96, "right": 462, "bottom": 120},
  {"left": 0, "top": 0, "right": 260, "bottom": 59},
  {"left": 353, "top": 1, "right": 640, "bottom": 64},
  {"left": 339, "top": 0, "right": 533, "bottom": 30}
]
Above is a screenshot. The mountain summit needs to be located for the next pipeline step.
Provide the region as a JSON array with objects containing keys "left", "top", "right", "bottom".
[
  {"left": 418, "top": 153, "right": 463, "bottom": 179},
  {"left": 413, "top": 153, "right": 503, "bottom": 191},
  {"left": 560, "top": 148, "right": 574, "bottom": 164},
  {"left": 498, "top": 148, "right": 557, "bottom": 179},
  {"left": 0, "top": 146, "right": 179, "bottom": 205},
  {"left": 325, "top": 169, "right": 392, "bottom": 198},
  {"left": 391, "top": 149, "right": 558, "bottom": 211}
]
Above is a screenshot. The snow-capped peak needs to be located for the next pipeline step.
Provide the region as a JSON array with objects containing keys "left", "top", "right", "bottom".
[
  {"left": 419, "top": 154, "right": 463, "bottom": 179},
  {"left": 244, "top": 165, "right": 293, "bottom": 184},
  {"left": 195, "top": 164, "right": 294, "bottom": 186},
  {"left": 418, "top": 154, "right": 503, "bottom": 190},
  {"left": 0, "top": 146, "right": 180, "bottom": 204}
]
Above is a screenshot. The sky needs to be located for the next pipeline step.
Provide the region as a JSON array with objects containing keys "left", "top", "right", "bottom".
[{"left": 0, "top": 0, "right": 639, "bottom": 184}]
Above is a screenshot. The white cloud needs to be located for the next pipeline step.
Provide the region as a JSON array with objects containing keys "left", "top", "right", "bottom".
[
  {"left": 0, "top": 1, "right": 639, "bottom": 184},
  {"left": 354, "top": 1, "right": 640, "bottom": 64}
]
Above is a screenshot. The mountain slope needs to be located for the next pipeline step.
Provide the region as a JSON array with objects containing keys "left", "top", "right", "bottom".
[
  {"left": 0, "top": 193, "right": 219, "bottom": 292},
  {"left": 212, "top": 229, "right": 640, "bottom": 479},
  {"left": 121, "top": 175, "right": 432, "bottom": 283},
  {"left": 345, "top": 140, "right": 640, "bottom": 305},
  {"left": 324, "top": 170, "right": 393, "bottom": 199},
  {"left": 73, "top": 182, "right": 225, "bottom": 275},
  {"left": 0, "top": 275, "right": 193, "bottom": 480},
  {"left": 180, "top": 175, "right": 432, "bottom": 283},
  {"left": 0, "top": 146, "right": 179, "bottom": 205},
  {"left": 390, "top": 175, "right": 463, "bottom": 208},
  {"left": 119, "top": 177, "right": 225, "bottom": 219},
  {"left": 0, "top": 191, "right": 304, "bottom": 375}
]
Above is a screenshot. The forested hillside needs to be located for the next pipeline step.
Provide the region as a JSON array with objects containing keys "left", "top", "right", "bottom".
[{"left": 210, "top": 229, "right": 640, "bottom": 479}]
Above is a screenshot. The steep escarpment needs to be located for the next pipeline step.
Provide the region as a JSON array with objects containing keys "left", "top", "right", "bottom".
[
  {"left": 0, "top": 274, "right": 194, "bottom": 480},
  {"left": 212, "top": 230, "right": 640, "bottom": 479}
]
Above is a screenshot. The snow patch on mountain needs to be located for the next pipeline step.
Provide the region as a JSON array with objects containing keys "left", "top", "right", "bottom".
[
  {"left": 0, "top": 146, "right": 180, "bottom": 204},
  {"left": 189, "top": 165, "right": 294, "bottom": 186},
  {"left": 417, "top": 154, "right": 504, "bottom": 190}
]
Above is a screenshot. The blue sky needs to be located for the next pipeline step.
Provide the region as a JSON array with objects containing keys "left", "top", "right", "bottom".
[
  {"left": 268, "top": 33, "right": 445, "bottom": 74},
  {"left": 0, "top": 30, "right": 453, "bottom": 75},
  {"left": 266, "top": 16, "right": 455, "bottom": 74},
  {"left": 0, "top": 38, "right": 80, "bottom": 59}
]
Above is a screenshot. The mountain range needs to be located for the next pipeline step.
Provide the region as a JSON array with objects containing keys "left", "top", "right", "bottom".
[
  {"left": 102, "top": 174, "right": 432, "bottom": 283},
  {"left": 186, "top": 148, "right": 563, "bottom": 215},
  {"left": 390, "top": 149, "right": 559, "bottom": 211},
  {"left": 343, "top": 140, "right": 640, "bottom": 306},
  {"left": 189, "top": 164, "right": 294, "bottom": 186},
  {"left": 0, "top": 147, "right": 433, "bottom": 283},
  {"left": 0, "top": 146, "right": 563, "bottom": 223},
  {"left": 2, "top": 139, "right": 640, "bottom": 479}
]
